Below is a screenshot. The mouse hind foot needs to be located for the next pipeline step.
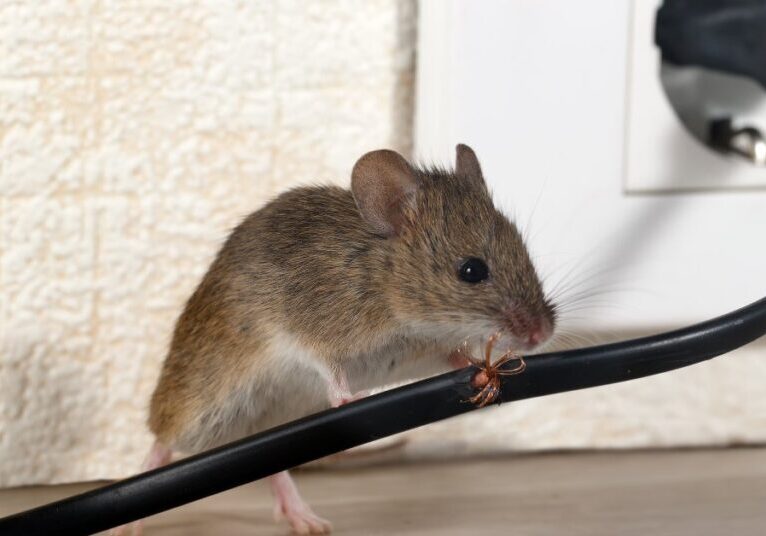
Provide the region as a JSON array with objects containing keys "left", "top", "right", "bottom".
[{"left": 270, "top": 471, "right": 332, "bottom": 534}]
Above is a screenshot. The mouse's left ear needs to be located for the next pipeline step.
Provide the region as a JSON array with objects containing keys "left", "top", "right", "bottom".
[
  {"left": 455, "top": 144, "right": 488, "bottom": 191},
  {"left": 352, "top": 149, "right": 419, "bottom": 237}
]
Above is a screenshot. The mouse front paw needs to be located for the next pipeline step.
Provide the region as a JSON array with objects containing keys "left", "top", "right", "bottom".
[{"left": 326, "top": 369, "right": 368, "bottom": 408}]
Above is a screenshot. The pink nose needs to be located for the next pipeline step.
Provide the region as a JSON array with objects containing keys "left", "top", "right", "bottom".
[
  {"left": 503, "top": 307, "right": 553, "bottom": 348},
  {"left": 526, "top": 328, "right": 547, "bottom": 347},
  {"left": 523, "top": 319, "right": 552, "bottom": 347}
]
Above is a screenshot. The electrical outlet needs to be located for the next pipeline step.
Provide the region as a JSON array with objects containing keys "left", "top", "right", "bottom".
[{"left": 624, "top": 0, "right": 766, "bottom": 193}]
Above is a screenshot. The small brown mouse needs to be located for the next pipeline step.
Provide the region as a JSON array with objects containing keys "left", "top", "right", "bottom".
[{"left": 112, "top": 144, "right": 555, "bottom": 535}]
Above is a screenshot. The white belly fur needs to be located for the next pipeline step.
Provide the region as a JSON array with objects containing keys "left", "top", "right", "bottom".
[
  {"left": 174, "top": 331, "right": 331, "bottom": 453},
  {"left": 173, "top": 329, "right": 454, "bottom": 454}
]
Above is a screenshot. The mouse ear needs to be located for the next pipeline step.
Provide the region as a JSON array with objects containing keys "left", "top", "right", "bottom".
[
  {"left": 351, "top": 149, "right": 419, "bottom": 237},
  {"left": 455, "top": 144, "right": 487, "bottom": 190}
]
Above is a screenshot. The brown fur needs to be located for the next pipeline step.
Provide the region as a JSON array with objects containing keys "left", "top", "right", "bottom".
[{"left": 149, "top": 145, "right": 555, "bottom": 452}]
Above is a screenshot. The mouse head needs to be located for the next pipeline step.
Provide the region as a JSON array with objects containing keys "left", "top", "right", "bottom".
[{"left": 351, "top": 144, "right": 555, "bottom": 352}]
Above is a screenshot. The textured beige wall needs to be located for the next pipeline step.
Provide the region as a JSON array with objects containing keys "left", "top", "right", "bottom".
[{"left": 0, "top": 0, "right": 415, "bottom": 486}]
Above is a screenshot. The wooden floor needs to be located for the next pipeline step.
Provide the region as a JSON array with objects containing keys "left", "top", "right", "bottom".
[{"left": 2, "top": 448, "right": 766, "bottom": 535}]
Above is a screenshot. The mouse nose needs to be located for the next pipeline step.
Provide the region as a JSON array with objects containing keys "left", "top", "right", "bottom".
[
  {"left": 526, "top": 327, "right": 547, "bottom": 347},
  {"left": 503, "top": 307, "right": 553, "bottom": 349},
  {"left": 519, "top": 316, "right": 553, "bottom": 349}
]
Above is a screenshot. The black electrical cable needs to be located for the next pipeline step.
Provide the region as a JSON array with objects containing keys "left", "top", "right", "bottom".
[{"left": 2, "top": 296, "right": 766, "bottom": 536}]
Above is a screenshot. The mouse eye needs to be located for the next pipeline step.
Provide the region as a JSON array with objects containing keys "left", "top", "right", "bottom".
[{"left": 458, "top": 257, "right": 489, "bottom": 283}]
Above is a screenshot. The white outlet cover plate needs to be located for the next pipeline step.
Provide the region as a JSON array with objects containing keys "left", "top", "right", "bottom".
[{"left": 625, "top": 0, "right": 766, "bottom": 193}]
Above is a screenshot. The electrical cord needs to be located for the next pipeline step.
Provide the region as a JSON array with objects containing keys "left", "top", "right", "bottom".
[{"left": 2, "top": 296, "right": 766, "bottom": 535}]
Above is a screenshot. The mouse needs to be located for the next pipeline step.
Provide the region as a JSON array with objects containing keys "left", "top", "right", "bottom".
[{"left": 111, "top": 144, "right": 556, "bottom": 535}]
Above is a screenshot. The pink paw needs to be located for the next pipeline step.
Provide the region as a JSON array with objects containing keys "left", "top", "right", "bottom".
[
  {"left": 274, "top": 501, "right": 332, "bottom": 534},
  {"left": 448, "top": 349, "right": 471, "bottom": 369},
  {"left": 329, "top": 389, "right": 368, "bottom": 408}
]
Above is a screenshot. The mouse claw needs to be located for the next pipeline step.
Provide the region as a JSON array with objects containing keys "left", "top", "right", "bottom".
[{"left": 273, "top": 496, "right": 332, "bottom": 534}]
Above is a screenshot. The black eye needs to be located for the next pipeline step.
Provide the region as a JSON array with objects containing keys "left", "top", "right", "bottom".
[{"left": 458, "top": 257, "right": 489, "bottom": 283}]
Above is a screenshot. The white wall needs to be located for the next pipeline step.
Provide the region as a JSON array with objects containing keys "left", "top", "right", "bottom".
[
  {"left": 408, "top": 0, "right": 766, "bottom": 456},
  {"left": 417, "top": 0, "right": 766, "bottom": 332}
]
